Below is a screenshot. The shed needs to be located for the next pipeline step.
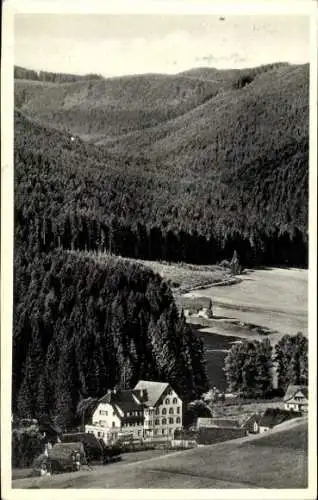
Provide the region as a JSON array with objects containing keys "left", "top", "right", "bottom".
[
  {"left": 32, "top": 442, "right": 86, "bottom": 476},
  {"left": 60, "top": 432, "right": 103, "bottom": 462}
]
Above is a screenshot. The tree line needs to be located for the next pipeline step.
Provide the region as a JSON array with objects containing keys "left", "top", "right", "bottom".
[{"left": 224, "top": 333, "right": 308, "bottom": 398}]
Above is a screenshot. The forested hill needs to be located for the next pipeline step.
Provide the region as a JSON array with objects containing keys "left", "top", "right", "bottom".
[
  {"left": 15, "top": 62, "right": 308, "bottom": 267},
  {"left": 14, "top": 65, "right": 103, "bottom": 83},
  {"left": 13, "top": 248, "right": 207, "bottom": 425}
]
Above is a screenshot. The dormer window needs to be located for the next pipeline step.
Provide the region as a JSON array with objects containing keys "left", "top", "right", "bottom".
[{"left": 165, "top": 398, "right": 170, "bottom": 405}]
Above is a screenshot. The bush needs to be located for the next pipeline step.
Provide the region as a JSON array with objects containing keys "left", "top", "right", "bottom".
[{"left": 12, "top": 429, "right": 45, "bottom": 468}]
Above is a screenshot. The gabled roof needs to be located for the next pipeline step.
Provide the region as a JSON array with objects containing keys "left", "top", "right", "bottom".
[
  {"left": 283, "top": 385, "right": 308, "bottom": 402},
  {"left": 259, "top": 408, "right": 302, "bottom": 428},
  {"left": 134, "top": 380, "right": 170, "bottom": 407},
  {"left": 97, "top": 389, "right": 144, "bottom": 422}
]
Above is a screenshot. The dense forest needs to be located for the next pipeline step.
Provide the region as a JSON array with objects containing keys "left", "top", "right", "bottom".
[
  {"left": 15, "top": 63, "right": 308, "bottom": 267},
  {"left": 13, "top": 62, "right": 309, "bottom": 426},
  {"left": 13, "top": 248, "right": 208, "bottom": 427}
]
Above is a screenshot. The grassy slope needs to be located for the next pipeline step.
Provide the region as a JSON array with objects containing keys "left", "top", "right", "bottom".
[{"left": 12, "top": 420, "right": 307, "bottom": 489}]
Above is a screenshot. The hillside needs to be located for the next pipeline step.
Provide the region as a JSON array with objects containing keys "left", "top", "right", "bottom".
[
  {"left": 12, "top": 419, "right": 307, "bottom": 488},
  {"left": 14, "top": 62, "right": 308, "bottom": 269},
  {"left": 13, "top": 248, "right": 207, "bottom": 425},
  {"left": 15, "top": 71, "right": 236, "bottom": 140}
]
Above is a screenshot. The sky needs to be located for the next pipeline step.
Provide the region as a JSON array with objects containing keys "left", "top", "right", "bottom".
[{"left": 14, "top": 14, "right": 310, "bottom": 77}]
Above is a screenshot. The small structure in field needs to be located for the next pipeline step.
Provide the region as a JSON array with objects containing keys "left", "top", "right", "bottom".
[
  {"left": 230, "top": 250, "right": 241, "bottom": 275},
  {"left": 240, "top": 413, "right": 262, "bottom": 434},
  {"left": 283, "top": 385, "right": 308, "bottom": 413}
]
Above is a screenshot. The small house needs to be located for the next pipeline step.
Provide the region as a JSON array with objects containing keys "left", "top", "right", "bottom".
[
  {"left": 283, "top": 385, "right": 308, "bottom": 413},
  {"left": 240, "top": 413, "right": 262, "bottom": 434}
]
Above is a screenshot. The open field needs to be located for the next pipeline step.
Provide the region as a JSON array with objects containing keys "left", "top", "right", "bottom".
[
  {"left": 12, "top": 419, "right": 307, "bottom": 489},
  {"left": 185, "top": 267, "right": 308, "bottom": 341},
  {"left": 118, "top": 258, "right": 233, "bottom": 293}
]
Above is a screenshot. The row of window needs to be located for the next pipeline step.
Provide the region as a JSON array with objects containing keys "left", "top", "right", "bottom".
[
  {"left": 153, "top": 428, "right": 181, "bottom": 435},
  {"left": 148, "top": 417, "right": 181, "bottom": 425},
  {"left": 164, "top": 398, "right": 178, "bottom": 405},
  {"left": 155, "top": 406, "right": 181, "bottom": 415},
  {"left": 99, "top": 410, "right": 116, "bottom": 416},
  {"left": 122, "top": 421, "right": 143, "bottom": 427}
]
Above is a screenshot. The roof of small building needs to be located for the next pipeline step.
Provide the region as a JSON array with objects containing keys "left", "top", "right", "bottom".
[
  {"left": 197, "top": 417, "right": 240, "bottom": 428},
  {"left": 259, "top": 408, "right": 302, "bottom": 428},
  {"left": 48, "top": 442, "right": 85, "bottom": 460},
  {"left": 134, "top": 380, "right": 170, "bottom": 407},
  {"left": 61, "top": 432, "right": 103, "bottom": 451},
  {"left": 283, "top": 385, "right": 308, "bottom": 402}
]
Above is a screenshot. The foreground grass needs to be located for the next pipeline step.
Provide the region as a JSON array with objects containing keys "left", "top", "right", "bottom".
[{"left": 12, "top": 421, "right": 307, "bottom": 489}]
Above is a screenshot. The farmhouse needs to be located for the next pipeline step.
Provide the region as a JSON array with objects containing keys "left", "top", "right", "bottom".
[
  {"left": 258, "top": 408, "right": 302, "bottom": 433},
  {"left": 85, "top": 380, "right": 183, "bottom": 444},
  {"left": 283, "top": 385, "right": 308, "bottom": 413}
]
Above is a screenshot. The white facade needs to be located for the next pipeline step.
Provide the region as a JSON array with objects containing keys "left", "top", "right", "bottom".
[
  {"left": 284, "top": 390, "right": 308, "bottom": 413},
  {"left": 85, "top": 382, "right": 183, "bottom": 444},
  {"left": 259, "top": 426, "right": 270, "bottom": 433},
  {"left": 151, "top": 387, "right": 183, "bottom": 438}
]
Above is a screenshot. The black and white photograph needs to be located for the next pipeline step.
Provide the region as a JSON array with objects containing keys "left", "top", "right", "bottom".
[{"left": 1, "top": 0, "right": 317, "bottom": 496}]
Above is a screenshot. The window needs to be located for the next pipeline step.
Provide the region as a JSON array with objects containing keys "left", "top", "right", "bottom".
[
  {"left": 162, "top": 418, "right": 167, "bottom": 425},
  {"left": 154, "top": 430, "right": 158, "bottom": 436},
  {"left": 138, "top": 430, "right": 141, "bottom": 436},
  {"left": 113, "top": 411, "right": 116, "bottom": 416},
  {"left": 155, "top": 419, "right": 159, "bottom": 425},
  {"left": 169, "top": 418, "right": 174, "bottom": 424},
  {"left": 173, "top": 398, "right": 178, "bottom": 404},
  {"left": 176, "top": 417, "right": 181, "bottom": 424},
  {"left": 162, "top": 408, "right": 167, "bottom": 415},
  {"left": 149, "top": 421, "right": 152, "bottom": 426},
  {"left": 165, "top": 398, "right": 170, "bottom": 405},
  {"left": 97, "top": 432, "right": 101, "bottom": 437},
  {"left": 169, "top": 408, "right": 173, "bottom": 414},
  {"left": 162, "top": 429, "right": 165, "bottom": 435},
  {"left": 112, "top": 421, "right": 115, "bottom": 428},
  {"left": 177, "top": 407, "right": 180, "bottom": 414},
  {"left": 169, "top": 428, "right": 172, "bottom": 434},
  {"left": 155, "top": 408, "right": 159, "bottom": 415}
]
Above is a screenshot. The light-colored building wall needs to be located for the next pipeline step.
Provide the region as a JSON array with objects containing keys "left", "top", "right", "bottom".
[
  {"left": 91, "top": 403, "right": 121, "bottom": 429},
  {"left": 259, "top": 426, "right": 270, "bottom": 433},
  {"left": 85, "top": 424, "right": 120, "bottom": 444},
  {"left": 153, "top": 388, "right": 183, "bottom": 437}
]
